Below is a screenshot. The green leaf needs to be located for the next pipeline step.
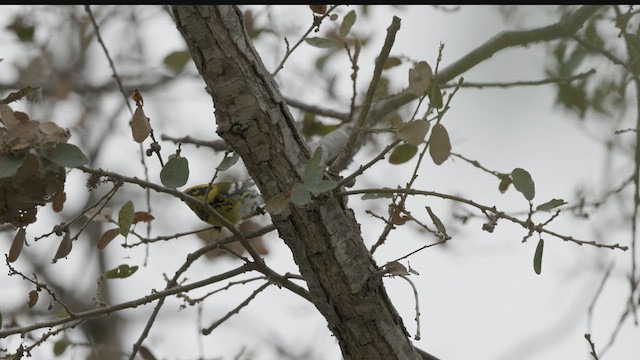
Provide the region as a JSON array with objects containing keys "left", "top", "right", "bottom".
[
  {"left": 42, "top": 143, "right": 89, "bottom": 168},
  {"left": 426, "top": 206, "right": 448, "bottom": 236},
  {"left": 533, "top": 238, "right": 544, "bottom": 275},
  {"left": 53, "top": 337, "right": 69, "bottom": 356},
  {"left": 1, "top": 85, "right": 39, "bottom": 104},
  {"left": 118, "top": 200, "right": 134, "bottom": 238},
  {"left": 340, "top": 10, "right": 357, "bottom": 38},
  {"left": 160, "top": 156, "right": 189, "bottom": 188},
  {"left": 397, "top": 119, "right": 430, "bottom": 146},
  {"left": 0, "top": 153, "right": 26, "bottom": 178},
  {"left": 309, "top": 179, "right": 337, "bottom": 195},
  {"left": 305, "top": 37, "right": 340, "bottom": 48},
  {"left": 291, "top": 183, "right": 311, "bottom": 206},
  {"left": 304, "top": 147, "right": 324, "bottom": 187},
  {"left": 428, "top": 81, "right": 443, "bottom": 109},
  {"left": 216, "top": 152, "right": 239, "bottom": 171},
  {"left": 389, "top": 143, "right": 418, "bottom": 164},
  {"left": 536, "top": 198, "right": 567, "bottom": 212},
  {"left": 105, "top": 264, "right": 139, "bottom": 279},
  {"left": 428, "top": 124, "right": 451, "bottom": 165},
  {"left": 361, "top": 190, "right": 394, "bottom": 200},
  {"left": 163, "top": 50, "right": 192, "bottom": 74},
  {"left": 13, "top": 24, "right": 35, "bottom": 42},
  {"left": 626, "top": 33, "right": 640, "bottom": 54},
  {"left": 511, "top": 168, "right": 535, "bottom": 201}
]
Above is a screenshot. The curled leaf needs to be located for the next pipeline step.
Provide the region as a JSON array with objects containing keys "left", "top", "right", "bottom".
[
  {"left": 131, "top": 107, "right": 151, "bottom": 143},
  {"left": 533, "top": 238, "right": 544, "bottom": 275}
]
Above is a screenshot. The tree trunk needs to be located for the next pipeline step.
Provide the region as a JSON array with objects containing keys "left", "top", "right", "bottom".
[{"left": 171, "top": 5, "right": 423, "bottom": 360}]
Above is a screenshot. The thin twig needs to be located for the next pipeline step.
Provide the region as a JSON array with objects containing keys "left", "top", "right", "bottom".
[
  {"left": 271, "top": 5, "right": 340, "bottom": 76},
  {"left": 329, "top": 16, "right": 401, "bottom": 173},
  {"left": 202, "top": 282, "right": 270, "bottom": 335},
  {"left": 585, "top": 333, "right": 600, "bottom": 360},
  {"left": 0, "top": 264, "right": 254, "bottom": 338},
  {"left": 441, "top": 68, "right": 596, "bottom": 89},
  {"left": 341, "top": 188, "right": 629, "bottom": 251}
]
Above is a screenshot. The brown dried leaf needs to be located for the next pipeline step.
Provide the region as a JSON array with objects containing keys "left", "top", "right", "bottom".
[
  {"left": 429, "top": 124, "right": 451, "bottom": 165},
  {"left": 385, "top": 261, "right": 409, "bottom": 275},
  {"left": 28, "top": 290, "right": 39, "bottom": 308},
  {"left": 131, "top": 88, "right": 143, "bottom": 107},
  {"left": 139, "top": 345, "right": 157, "bottom": 360},
  {"left": 390, "top": 207, "right": 408, "bottom": 225},
  {"left": 0, "top": 103, "right": 18, "bottom": 128},
  {"left": 397, "top": 119, "right": 430, "bottom": 146},
  {"left": 97, "top": 228, "right": 120, "bottom": 251},
  {"left": 131, "top": 107, "right": 151, "bottom": 143},
  {"left": 132, "top": 211, "right": 155, "bottom": 224},
  {"left": 309, "top": 5, "right": 327, "bottom": 14},
  {"left": 389, "top": 114, "right": 404, "bottom": 128},
  {"left": 52, "top": 190, "right": 66, "bottom": 213},
  {"left": 8, "top": 228, "right": 26, "bottom": 262},
  {"left": 408, "top": 61, "right": 433, "bottom": 97},
  {"left": 52, "top": 232, "right": 72, "bottom": 263},
  {"left": 13, "top": 111, "right": 29, "bottom": 122}
]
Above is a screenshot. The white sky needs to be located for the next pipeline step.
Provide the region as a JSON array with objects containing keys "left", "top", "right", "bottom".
[{"left": 0, "top": 5, "right": 638, "bottom": 360}]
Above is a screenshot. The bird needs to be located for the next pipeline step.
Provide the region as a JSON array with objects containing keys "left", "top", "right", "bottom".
[{"left": 182, "top": 180, "right": 263, "bottom": 228}]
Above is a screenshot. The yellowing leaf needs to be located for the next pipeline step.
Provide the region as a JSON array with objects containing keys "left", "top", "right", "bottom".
[
  {"left": 131, "top": 107, "right": 151, "bottom": 143},
  {"left": 428, "top": 124, "right": 451, "bottom": 165},
  {"left": 118, "top": 200, "right": 135, "bottom": 237},
  {"left": 163, "top": 50, "right": 191, "bottom": 74},
  {"left": 429, "top": 81, "right": 443, "bottom": 109},
  {"left": 408, "top": 61, "right": 433, "bottom": 97},
  {"left": 397, "top": 119, "right": 430, "bottom": 146},
  {"left": 384, "top": 56, "right": 402, "bottom": 69}
]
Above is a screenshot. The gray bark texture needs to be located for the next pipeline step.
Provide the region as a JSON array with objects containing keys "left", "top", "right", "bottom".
[{"left": 171, "top": 5, "right": 425, "bottom": 360}]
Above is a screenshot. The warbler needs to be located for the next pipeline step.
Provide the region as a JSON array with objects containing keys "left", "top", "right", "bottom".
[{"left": 182, "top": 180, "right": 263, "bottom": 228}]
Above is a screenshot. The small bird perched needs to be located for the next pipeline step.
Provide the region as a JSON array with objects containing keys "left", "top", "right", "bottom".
[{"left": 182, "top": 180, "right": 263, "bottom": 228}]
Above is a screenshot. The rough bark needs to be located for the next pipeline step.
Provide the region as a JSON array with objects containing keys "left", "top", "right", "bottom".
[{"left": 171, "top": 5, "right": 423, "bottom": 360}]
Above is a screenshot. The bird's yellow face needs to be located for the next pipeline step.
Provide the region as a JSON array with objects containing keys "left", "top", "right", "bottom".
[{"left": 183, "top": 182, "right": 243, "bottom": 227}]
